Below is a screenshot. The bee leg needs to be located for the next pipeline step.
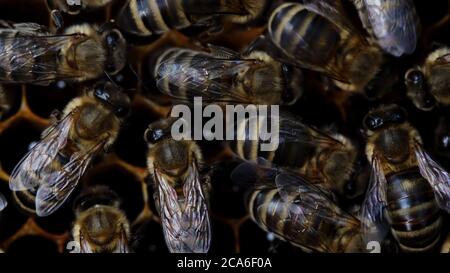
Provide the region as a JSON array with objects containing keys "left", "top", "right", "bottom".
[{"left": 50, "top": 9, "right": 64, "bottom": 32}]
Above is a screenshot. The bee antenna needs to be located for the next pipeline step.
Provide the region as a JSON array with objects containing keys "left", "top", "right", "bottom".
[
  {"left": 128, "top": 63, "right": 151, "bottom": 94},
  {"left": 103, "top": 71, "right": 120, "bottom": 89}
]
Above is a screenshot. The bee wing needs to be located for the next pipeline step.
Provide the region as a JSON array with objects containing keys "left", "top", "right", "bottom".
[
  {"left": 279, "top": 115, "right": 344, "bottom": 147},
  {"left": 303, "top": 0, "right": 356, "bottom": 33},
  {"left": 9, "top": 111, "right": 75, "bottom": 191},
  {"left": 156, "top": 54, "right": 255, "bottom": 103},
  {"left": 79, "top": 230, "right": 94, "bottom": 253},
  {"left": 0, "top": 31, "right": 82, "bottom": 85},
  {"left": 155, "top": 161, "right": 210, "bottom": 253},
  {"left": 0, "top": 21, "right": 49, "bottom": 33},
  {"left": 0, "top": 192, "right": 7, "bottom": 211},
  {"left": 274, "top": 172, "right": 360, "bottom": 252},
  {"left": 360, "top": 0, "right": 418, "bottom": 56},
  {"left": 182, "top": 161, "right": 211, "bottom": 253},
  {"left": 35, "top": 138, "right": 106, "bottom": 217},
  {"left": 112, "top": 225, "right": 130, "bottom": 253},
  {"left": 415, "top": 144, "right": 450, "bottom": 213},
  {"left": 360, "top": 156, "right": 389, "bottom": 245}
]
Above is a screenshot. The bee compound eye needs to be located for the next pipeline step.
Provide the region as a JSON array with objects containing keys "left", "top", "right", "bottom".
[{"left": 406, "top": 69, "right": 424, "bottom": 84}]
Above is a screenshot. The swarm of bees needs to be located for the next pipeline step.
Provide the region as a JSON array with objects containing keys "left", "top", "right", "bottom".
[{"left": 0, "top": 0, "right": 449, "bottom": 254}]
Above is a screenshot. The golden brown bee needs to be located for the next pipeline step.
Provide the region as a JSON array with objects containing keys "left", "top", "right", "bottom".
[
  {"left": 267, "top": 1, "right": 383, "bottom": 92},
  {"left": 117, "top": 0, "right": 269, "bottom": 37},
  {"left": 231, "top": 162, "right": 364, "bottom": 253},
  {"left": 441, "top": 231, "right": 450, "bottom": 253},
  {"left": 361, "top": 104, "right": 450, "bottom": 252},
  {"left": 9, "top": 82, "right": 130, "bottom": 217},
  {"left": 72, "top": 185, "right": 130, "bottom": 253},
  {"left": 405, "top": 47, "right": 450, "bottom": 111},
  {"left": 153, "top": 45, "right": 302, "bottom": 105},
  {"left": 47, "top": 0, "right": 114, "bottom": 14},
  {"left": 145, "top": 118, "right": 211, "bottom": 253},
  {"left": 350, "top": 0, "right": 420, "bottom": 57},
  {"left": 229, "top": 113, "right": 364, "bottom": 199},
  {"left": 0, "top": 21, "right": 126, "bottom": 85}
]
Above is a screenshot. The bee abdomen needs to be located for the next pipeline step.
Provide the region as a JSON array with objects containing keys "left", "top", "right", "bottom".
[
  {"left": 268, "top": 3, "right": 340, "bottom": 65},
  {"left": 386, "top": 169, "right": 442, "bottom": 252},
  {"left": 118, "top": 0, "right": 191, "bottom": 36}
]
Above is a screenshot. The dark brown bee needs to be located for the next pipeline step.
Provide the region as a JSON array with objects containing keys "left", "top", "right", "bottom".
[
  {"left": 72, "top": 185, "right": 130, "bottom": 253},
  {"left": 153, "top": 45, "right": 302, "bottom": 105},
  {"left": 361, "top": 104, "right": 450, "bottom": 252},
  {"left": 47, "top": 0, "right": 114, "bottom": 14},
  {"left": 117, "top": 0, "right": 269, "bottom": 37},
  {"left": 231, "top": 162, "right": 364, "bottom": 253},
  {"left": 145, "top": 118, "right": 211, "bottom": 253},
  {"left": 0, "top": 21, "right": 126, "bottom": 85},
  {"left": 267, "top": 1, "right": 383, "bottom": 92},
  {"left": 229, "top": 113, "right": 364, "bottom": 199},
  {"left": 350, "top": 0, "right": 420, "bottom": 57},
  {"left": 405, "top": 47, "right": 450, "bottom": 111},
  {"left": 9, "top": 82, "right": 130, "bottom": 216}
]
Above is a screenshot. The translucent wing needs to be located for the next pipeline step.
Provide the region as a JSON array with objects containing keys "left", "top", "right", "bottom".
[
  {"left": 274, "top": 172, "right": 360, "bottom": 252},
  {"left": 415, "top": 144, "right": 450, "bottom": 213},
  {"left": 35, "top": 138, "right": 106, "bottom": 217},
  {"left": 9, "top": 110, "right": 75, "bottom": 191},
  {"left": 0, "top": 192, "right": 7, "bottom": 211},
  {"left": 303, "top": 0, "right": 357, "bottom": 33},
  {"left": 112, "top": 225, "right": 130, "bottom": 253},
  {"left": 360, "top": 156, "right": 389, "bottom": 246},
  {"left": 0, "top": 25, "right": 83, "bottom": 85},
  {"left": 79, "top": 230, "right": 94, "bottom": 253},
  {"left": 360, "top": 0, "right": 418, "bottom": 56},
  {"left": 155, "top": 50, "right": 256, "bottom": 103},
  {"left": 155, "top": 161, "right": 210, "bottom": 253}
]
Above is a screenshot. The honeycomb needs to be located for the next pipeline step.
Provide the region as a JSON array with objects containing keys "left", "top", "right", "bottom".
[{"left": 0, "top": 0, "right": 448, "bottom": 254}]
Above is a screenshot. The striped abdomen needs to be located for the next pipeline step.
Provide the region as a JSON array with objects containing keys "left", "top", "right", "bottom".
[
  {"left": 0, "top": 30, "right": 57, "bottom": 84},
  {"left": 386, "top": 168, "right": 442, "bottom": 252},
  {"left": 268, "top": 3, "right": 341, "bottom": 66},
  {"left": 247, "top": 187, "right": 360, "bottom": 252},
  {"left": 117, "top": 0, "right": 224, "bottom": 36},
  {"left": 154, "top": 48, "right": 212, "bottom": 99}
]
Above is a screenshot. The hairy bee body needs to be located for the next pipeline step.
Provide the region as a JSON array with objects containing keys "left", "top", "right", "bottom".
[
  {"left": 362, "top": 105, "right": 450, "bottom": 252},
  {"left": 145, "top": 118, "right": 211, "bottom": 253},
  {"left": 72, "top": 186, "right": 130, "bottom": 253},
  {"left": 153, "top": 47, "right": 302, "bottom": 105},
  {"left": 0, "top": 85, "right": 12, "bottom": 119},
  {"left": 230, "top": 114, "right": 361, "bottom": 199},
  {"left": 0, "top": 22, "right": 126, "bottom": 85},
  {"left": 268, "top": 2, "right": 382, "bottom": 92},
  {"left": 117, "top": 0, "right": 268, "bottom": 37},
  {"left": 406, "top": 47, "right": 450, "bottom": 111},
  {"left": 10, "top": 83, "right": 130, "bottom": 216},
  {"left": 351, "top": 0, "right": 419, "bottom": 57},
  {"left": 248, "top": 186, "right": 362, "bottom": 253}
]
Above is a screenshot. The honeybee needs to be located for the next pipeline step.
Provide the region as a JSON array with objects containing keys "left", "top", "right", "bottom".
[
  {"left": 405, "top": 47, "right": 450, "bottom": 111},
  {"left": 9, "top": 82, "right": 130, "bottom": 217},
  {"left": 0, "top": 85, "right": 12, "bottom": 119},
  {"left": 229, "top": 113, "right": 364, "bottom": 199},
  {"left": 231, "top": 162, "right": 364, "bottom": 253},
  {"left": 0, "top": 21, "right": 126, "bottom": 85},
  {"left": 117, "top": 0, "right": 269, "bottom": 37},
  {"left": 361, "top": 104, "right": 450, "bottom": 252},
  {"left": 0, "top": 191, "right": 7, "bottom": 211},
  {"left": 350, "top": 0, "right": 419, "bottom": 57},
  {"left": 145, "top": 118, "right": 211, "bottom": 253},
  {"left": 267, "top": 1, "right": 383, "bottom": 92},
  {"left": 47, "top": 0, "right": 114, "bottom": 14},
  {"left": 153, "top": 46, "right": 302, "bottom": 105},
  {"left": 72, "top": 185, "right": 130, "bottom": 253}
]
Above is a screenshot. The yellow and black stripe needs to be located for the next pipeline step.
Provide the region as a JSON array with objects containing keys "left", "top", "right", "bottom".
[{"left": 386, "top": 168, "right": 442, "bottom": 252}]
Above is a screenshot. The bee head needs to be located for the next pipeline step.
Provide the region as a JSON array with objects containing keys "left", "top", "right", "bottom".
[
  {"left": 405, "top": 68, "right": 436, "bottom": 111},
  {"left": 363, "top": 104, "right": 407, "bottom": 131},
  {"left": 93, "top": 81, "right": 131, "bottom": 118},
  {"left": 101, "top": 28, "right": 127, "bottom": 75},
  {"left": 73, "top": 185, "right": 120, "bottom": 215},
  {"left": 144, "top": 118, "right": 180, "bottom": 144}
]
